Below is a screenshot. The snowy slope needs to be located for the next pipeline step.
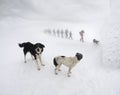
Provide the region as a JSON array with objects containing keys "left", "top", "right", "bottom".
[
  {"left": 101, "top": 0, "right": 120, "bottom": 69},
  {"left": 0, "top": 0, "right": 120, "bottom": 95},
  {"left": 0, "top": 18, "right": 120, "bottom": 95}
]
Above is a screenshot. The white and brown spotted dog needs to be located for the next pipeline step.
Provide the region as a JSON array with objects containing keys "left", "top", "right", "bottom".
[
  {"left": 53, "top": 53, "right": 83, "bottom": 77},
  {"left": 18, "top": 42, "right": 45, "bottom": 70}
]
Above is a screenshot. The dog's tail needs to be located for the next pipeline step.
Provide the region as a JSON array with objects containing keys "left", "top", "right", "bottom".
[
  {"left": 18, "top": 43, "right": 24, "bottom": 48},
  {"left": 53, "top": 58, "right": 58, "bottom": 67}
]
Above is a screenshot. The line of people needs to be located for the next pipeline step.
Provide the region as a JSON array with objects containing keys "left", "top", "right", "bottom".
[
  {"left": 44, "top": 29, "right": 99, "bottom": 44},
  {"left": 44, "top": 29, "right": 73, "bottom": 40}
]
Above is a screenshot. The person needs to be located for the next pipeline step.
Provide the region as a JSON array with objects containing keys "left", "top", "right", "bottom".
[
  {"left": 79, "top": 30, "right": 84, "bottom": 42},
  {"left": 57, "top": 29, "right": 60, "bottom": 37},
  {"left": 61, "top": 29, "right": 64, "bottom": 38},
  {"left": 53, "top": 29, "right": 56, "bottom": 36},
  {"left": 65, "top": 29, "right": 68, "bottom": 39},
  {"left": 69, "top": 31, "right": 73, "bottom": 40}
]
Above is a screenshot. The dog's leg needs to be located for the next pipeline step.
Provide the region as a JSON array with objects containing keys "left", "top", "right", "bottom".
[
  {"left": 23, "top": 49, "right": 27, "bottom": 63},
  {"left": 31, "top": 54, "right": 34, "bottom": 60},
  {"left": 24, "top": 55, "right": 27, "bottom": 63},
  {"left": 67, "top": 67, "right": 72, "bottom": 77},
  {"left": 39, "top": 55, "right": 45, "bottom": 66},
  {"left": 35, "top": 54, "right": 41, "bottom": 71},
  {"left": 55, "top": 63, "right": 62, "bottom": 75}
]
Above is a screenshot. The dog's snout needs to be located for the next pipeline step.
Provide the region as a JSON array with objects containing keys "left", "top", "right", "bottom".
[
  {"left": 36, "top": 48, "right": 41, "bottom": 53},
  {"left": 37, "top": 48, "right": 40, "bottom": 52}
]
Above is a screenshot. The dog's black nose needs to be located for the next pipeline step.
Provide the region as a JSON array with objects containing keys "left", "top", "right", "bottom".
[{"left": 37, "top": 48, "right": 40, "bottom": 52}]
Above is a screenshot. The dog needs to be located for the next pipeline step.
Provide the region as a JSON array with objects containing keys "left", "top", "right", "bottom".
[
  {"left": 53, "top": 53, "right": 83, "bottom": 77},
  {"left": 18, "top": 42, "right": 45, "bottom": 70},
  {"left": 93, "top": 39, "right": 99, "bottom": 44}
]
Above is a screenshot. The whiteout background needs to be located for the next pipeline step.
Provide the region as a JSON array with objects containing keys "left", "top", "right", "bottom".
[{"left": 0, "top": 0, "right": 120, "bottom": 95}]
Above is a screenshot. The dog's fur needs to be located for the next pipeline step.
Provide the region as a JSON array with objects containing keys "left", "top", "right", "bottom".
[
  {"left": 53, "top": 53, "right": 83, "bottom": 77},
  {"left": 18, "top": 42, "right": 45, "bottom": 70},
  {"left": 93, "top": 39, "right": 99, "bottom": 44}
]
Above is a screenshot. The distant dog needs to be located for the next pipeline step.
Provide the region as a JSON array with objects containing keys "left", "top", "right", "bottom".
[
  {"left": 93, "top": 39, "right": 99, "bottom": 44},
  {"left": 53, "top": 53, "right": 83, "bottom": 77},
  {"left": 18, "top": 42, "right": 45, "bottom": 70}
]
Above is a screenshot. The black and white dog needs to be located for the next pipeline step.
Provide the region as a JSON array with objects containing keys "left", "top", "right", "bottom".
[
  {"left": 18, "top": 42, "right": 45, "bottom": 70},
  {"left": 93, "top": 39, "right": 99, "bottom": 44},
  {"left": 53, "top": 53, "right": 83, "bottom": 77}
]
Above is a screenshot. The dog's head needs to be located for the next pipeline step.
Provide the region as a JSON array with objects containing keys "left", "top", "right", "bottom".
[
  {"left": 75, "top": 53, "right": 83, "bottom": 61},
  {"left": 34, "top": 43, "right": 45, "bottom": 54},
  {"left": 93, "top": 39, "right": 99, "bottom": 44}
]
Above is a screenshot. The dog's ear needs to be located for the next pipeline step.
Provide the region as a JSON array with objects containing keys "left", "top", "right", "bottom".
[
  {"left": 43, "top": 45, "right": 45, "bottom": 48},
  {"left": 35, "top": 43, "right": 45, "bottom": 48},
  {"left": 42, "top": 44, "right": 45, "bottom": 48},
  {"left": 75, "top": 52, "right": 79, "bottom": 56},
  {"left": 39, "top": 43, "right": 45, "bottom": 48}
]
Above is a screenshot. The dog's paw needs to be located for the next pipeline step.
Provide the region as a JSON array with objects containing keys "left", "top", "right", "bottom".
[
  {"left": 42, "top": 64, "right": 45, "bottom": 66},
  {"left": 24, "top": 61, "right": 27, "bottom": 63},
  {"left": 67, "top": 74, "right": 71, "bottom": 77},
  {"left": 37, "top": 68, "right": 41, "bottom": 71},
  {"left": 67, "top": 73, "right": 71, "bottom": 77},
  {"left": 55, "top": 72, "right": 58, "bottom": 75},
  {"left": 58, "top": 69, "right": 61, "bottom": 71}
]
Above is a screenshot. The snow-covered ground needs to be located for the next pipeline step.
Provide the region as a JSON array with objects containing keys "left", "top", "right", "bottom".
[
  {"left": 0, "top": 0, "right": 120, "bottom": 95},
  {"left": 101, "top": 0, "right": 120, "bottom": 69}
]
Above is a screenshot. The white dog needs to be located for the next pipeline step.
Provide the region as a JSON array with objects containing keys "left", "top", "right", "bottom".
[{"left": 53, "top": 53, "right": 83, "bottom": 77}]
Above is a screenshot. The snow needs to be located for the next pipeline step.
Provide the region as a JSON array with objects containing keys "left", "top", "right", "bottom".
[{"left": 0, "top": 0, "right": 120, "bottom": 95}]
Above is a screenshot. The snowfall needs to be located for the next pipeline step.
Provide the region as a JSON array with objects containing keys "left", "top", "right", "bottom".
[{"left": 0, "top": 0, "right": 120, "bottom": 95}]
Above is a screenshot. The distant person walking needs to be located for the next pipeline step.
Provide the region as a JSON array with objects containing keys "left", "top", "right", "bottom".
[
  {"left": 65, "top": 29, "right": 68, "bottom": 39},
  {"left": 57, "top": 29, "right": 60, "bottom": 37},
  {"left": 69, "top": 31, "right": 73, "bottom": 40},
  {"left": 53, "top": 29, "right": 56, "bottom": 36},
  {"left": 61, "top": 29, "right": 64, "bottom": 38},
  {"left": 79, "top": 30, "right": 84, "bottom": 42}
]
